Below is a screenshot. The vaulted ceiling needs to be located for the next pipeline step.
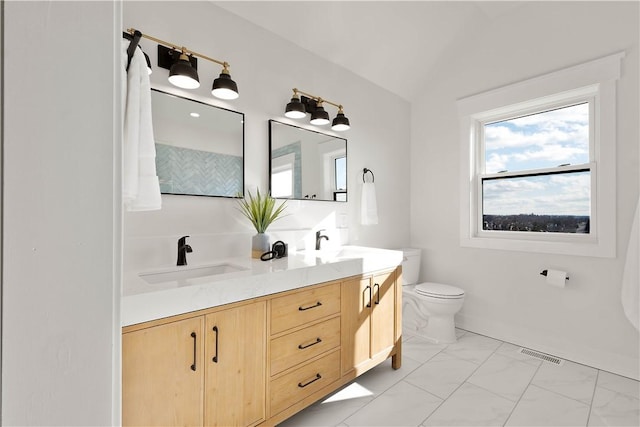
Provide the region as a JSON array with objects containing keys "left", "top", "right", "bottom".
[{"left": 214, "top": 1, "right": 527, "bottom": 102}]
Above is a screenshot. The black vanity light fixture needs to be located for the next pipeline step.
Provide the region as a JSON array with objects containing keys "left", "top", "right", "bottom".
[
  {"left": 126, "top": 28, "right": 239, "bottom": 100},
  {"left": 285, "top": 88, "right": 350, "bottom": 131}
]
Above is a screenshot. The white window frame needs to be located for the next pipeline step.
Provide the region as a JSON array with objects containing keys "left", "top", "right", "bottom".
[
  {"left": 271, "top": 153, "right": 295, "bottom": 198},
  {"left": 457, "top": 52, "right": 624, "bottom": 257},
  {"left": 333, "top": 154, "right": 347, "bottom": 191},
  {"left": 333, "top": 154, "right": 347, "bottom": 201},
  {"left": 322, "top": 148, "right": 347, "bottom": 199}
]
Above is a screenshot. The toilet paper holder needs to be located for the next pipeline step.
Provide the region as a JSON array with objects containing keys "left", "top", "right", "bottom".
[{"left": 540, "top": 269, "right": 569, "bottom": 280}]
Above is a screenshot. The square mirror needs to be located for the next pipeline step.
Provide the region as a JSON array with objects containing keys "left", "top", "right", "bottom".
[
  {"left": 269, "top": 120, "right": 347, "bottom": 202},
  {"left": 151, "top": 89, "right": 244, "bottom": 198}
]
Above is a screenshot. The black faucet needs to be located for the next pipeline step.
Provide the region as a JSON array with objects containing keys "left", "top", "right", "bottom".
[
  {"left": 177, "top": 235, "right": 193, "bottom": 266},
  {"left": 315, "top": 230, "right": 329, "bottom": 250}
]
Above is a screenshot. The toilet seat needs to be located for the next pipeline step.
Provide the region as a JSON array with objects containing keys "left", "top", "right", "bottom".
[{"left": 415, "top": 282, "right": 465, "bottom": 299}]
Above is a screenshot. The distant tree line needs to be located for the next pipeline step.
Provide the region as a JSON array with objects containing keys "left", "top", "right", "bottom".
[{"left": 483, "top": 214, "right": 590, "bottom": 233}]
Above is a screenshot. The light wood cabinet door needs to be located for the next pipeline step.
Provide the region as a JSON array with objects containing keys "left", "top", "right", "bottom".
[
  {"left": 371, "top": 271, "right": 396, "bottom": 358},
  {"left": 341, "top": 277, "right": 372, "bottom": 374},
  {"left": 122, "top": 317, "right": 204, "bottom": 426},
  {"left": 341, "top": 270, "right": 398, "bottom": 375},
  {"left": 204, "top": 301, "right": 266, "bottom": 427}
]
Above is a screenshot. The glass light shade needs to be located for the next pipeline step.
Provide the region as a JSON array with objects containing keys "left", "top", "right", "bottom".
[
  {"left": 211, "top": 71, "right": 239, "bottom": 100},
  {"left": 310, "top": 106, "right": 330, "bottom": 125},
  {"left": 331, "top": 113, "right": 350, "bottom": 131},
  {"left": 285, "top": 96, "right": 306, "bottom": 119},
  {"left": 169, "top": 57, "right": 200, "bottom": 89}
]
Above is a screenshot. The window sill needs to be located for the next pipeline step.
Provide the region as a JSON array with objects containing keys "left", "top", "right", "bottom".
[{"left": 460, "top": 234, "right": 615, "bottom": 258}]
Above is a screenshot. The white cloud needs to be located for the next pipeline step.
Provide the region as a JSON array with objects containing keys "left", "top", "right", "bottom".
[
  {"left": 507, "top": 103, "right": 588, "bottom": 128},
  {"left": 482, "top": 104, "right": 591, "bottom": 216},
  {"left": 485, "top": 124, "right": 588, "bottom": 151},
  {"left": 485, "top": 153, "right": 509, "bottom": 173},
  {"left": 483, "top": 172, "right": 590, "bottom": 216},
  {"left": 484, "top": 103, "right": 589, "bottom": 174},
  {"left": 512, "top": 143, "right": 588, "bottom": 163}
]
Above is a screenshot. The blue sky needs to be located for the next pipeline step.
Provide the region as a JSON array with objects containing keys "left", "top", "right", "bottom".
[{"left": 483, "top": 103, "right": 590, "bottom": 216}]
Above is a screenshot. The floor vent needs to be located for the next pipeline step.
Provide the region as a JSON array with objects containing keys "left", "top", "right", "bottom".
[{"left": 518, "top": 348, "right": 564, "bottom": 366}]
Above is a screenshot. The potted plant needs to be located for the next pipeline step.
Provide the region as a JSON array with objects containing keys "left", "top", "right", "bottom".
[{"left": 236, "top": 188, "right": 287, "bottom": 259}]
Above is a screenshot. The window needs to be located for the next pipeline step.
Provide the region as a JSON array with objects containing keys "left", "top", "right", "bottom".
[
  {"left": 320, "top": 149, "right": 347, "bottom": 202},
  {"left": 334, "top": 155, "right": 347, "bottom": 201},
  {"left": 458, "top": 53, "right": 623, "bottom": 257},
  {"left": 481, "top": 102, "right": 592, "bottom": 234},
  {"left": 271, "top": 153, "right": 295, "bottom": 198}
]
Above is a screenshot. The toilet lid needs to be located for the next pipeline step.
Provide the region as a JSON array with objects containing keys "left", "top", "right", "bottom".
[{"left": 415, "top": 282, "right": 464, "bottom": 299}]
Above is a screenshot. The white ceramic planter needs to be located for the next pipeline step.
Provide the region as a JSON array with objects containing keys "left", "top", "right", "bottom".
[{"left": 251, "top": 233, "right": 270, "bottom": 259}]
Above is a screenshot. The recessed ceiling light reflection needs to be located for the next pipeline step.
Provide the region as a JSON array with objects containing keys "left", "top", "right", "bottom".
[{"left": 190, "top": 112, "right": 200, "bottom": 118}]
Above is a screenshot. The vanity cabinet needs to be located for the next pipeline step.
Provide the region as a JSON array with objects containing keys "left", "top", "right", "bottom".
[
  {"left": 122, "top": 301, "right": 266, "bottom": 427},
  {"left": 267, "top": 282, "right": 342, "bottom": 420},
  {"left": 122, "top": 265, "right": 402, "bottom": 426},
  {"left": 341, "top": 269, "right": 401, "bottom": 376}
]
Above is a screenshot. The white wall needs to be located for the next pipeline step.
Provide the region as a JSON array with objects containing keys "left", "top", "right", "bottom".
[
  {"left": 2, "top": 1, "right": 120, "bottom": 424},
  {"left": 411, "top": 1, "right": 639, "bottom": 379},
  {"left": 122, "top": 1, "right": 412, "bottom": 271}
]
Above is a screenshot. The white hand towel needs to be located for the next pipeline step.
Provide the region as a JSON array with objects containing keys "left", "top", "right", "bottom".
[
  {"left": 122, "top": 39, "right": 161, "bottom": 211},
  {"left": 622, "top": 198, "right": 639, "bottom": 331},
  {"left": 361, "top": 182, "right": 379, "bottom": 225}
]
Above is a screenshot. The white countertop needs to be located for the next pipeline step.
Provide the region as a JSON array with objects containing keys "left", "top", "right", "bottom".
[{"left": 122, "top": 246, "right": 403, "bottom": 327}]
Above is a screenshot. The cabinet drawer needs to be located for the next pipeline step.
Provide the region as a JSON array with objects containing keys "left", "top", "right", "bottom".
[
  {"left": 270, "top": 350, "right": 341, "bottom": 416},
  {"left": 270, "top": 316, "right": 340, "bottom": 376},
  {"left": 270, "top": 283, "right": 340, "bottom": 334}
]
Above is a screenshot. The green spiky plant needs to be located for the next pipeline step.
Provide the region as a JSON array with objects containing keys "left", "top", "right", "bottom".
[{"left": 236, "top": 188, "right": 287, "bottom": 233}]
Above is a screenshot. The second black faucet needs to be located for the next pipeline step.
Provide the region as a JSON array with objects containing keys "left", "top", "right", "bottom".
[{"left": 315, "top": 230, "right": 329, "bottom": 250}]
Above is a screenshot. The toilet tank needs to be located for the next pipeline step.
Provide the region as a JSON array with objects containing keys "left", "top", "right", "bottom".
[{"left": 401, "top": 248, "right": 421, "bottom": 285}]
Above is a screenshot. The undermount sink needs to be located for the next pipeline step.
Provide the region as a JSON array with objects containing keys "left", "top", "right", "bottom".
[
  {"left": 139, "top": 263, "right": 248, "bottom": 284},
  {"left": 301, "top": 246, "right": 404, "bottom": 270},
  {"left": 303, "top": 246, "right": 369, "bottom": 259}
]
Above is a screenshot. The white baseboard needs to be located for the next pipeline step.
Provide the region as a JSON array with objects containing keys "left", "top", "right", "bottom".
[{"left": 456, "top": 312, "right": 639, "bottom": 381}]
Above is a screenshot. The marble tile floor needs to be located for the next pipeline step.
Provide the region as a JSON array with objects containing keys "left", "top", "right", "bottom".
[{"left": 278, "top": 330, "right": 640, "bottom": 427}]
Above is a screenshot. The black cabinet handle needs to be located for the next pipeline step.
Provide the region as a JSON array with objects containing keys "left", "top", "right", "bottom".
[
  {"left": 298, "top": 373, "right": 321, "bottom": 388},
  {"left": 212, "top": 326, "right": 219, "bottom": 363},
  {"left": 190, "top": 332, "right": 197, "bottom": 371},
  {"left": 365, "top": 285, "right": 372, "bottom": 308},
  {"left": 299, "top": 301, "right": 322, "bottom": 311},
  {"left": 298, "top": 338, "right": 322, "bottom": 350},
  {"left": 374, "top": 283, "right": 380, "bottom": 305}
]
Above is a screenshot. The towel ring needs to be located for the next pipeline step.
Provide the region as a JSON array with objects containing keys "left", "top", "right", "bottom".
[{"left": 363, "top": 168, "right": 375, "bottom": 183}]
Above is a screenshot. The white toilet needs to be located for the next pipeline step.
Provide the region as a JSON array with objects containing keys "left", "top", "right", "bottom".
[{"left": 402, "top": 248, "right": 465, "bottom": 344}]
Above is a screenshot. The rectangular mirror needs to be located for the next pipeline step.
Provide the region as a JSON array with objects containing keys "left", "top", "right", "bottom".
[
  {"left": 151, "top": 89, "right": 244, "bottom": 198},
  {"left": 269, "top": 120, "right": 347, "bottom": 202}
]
